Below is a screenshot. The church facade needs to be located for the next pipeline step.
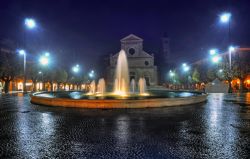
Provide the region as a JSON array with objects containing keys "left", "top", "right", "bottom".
[{"left": 107, "top": 34, "right": 158, "bottom": 86}]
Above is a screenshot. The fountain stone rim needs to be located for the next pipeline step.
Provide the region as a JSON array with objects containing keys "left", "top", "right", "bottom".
[{"left": 30, "top": 92, "right": 208, "bottom": 109}]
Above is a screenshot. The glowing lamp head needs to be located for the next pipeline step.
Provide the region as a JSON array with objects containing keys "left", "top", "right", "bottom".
[
  {"left": 24, "top": 18, "right": 37, "bottom": 29},
  {"left": 219, "top": 69, "right": 223, "bottom": 73},
  {"left": 183, "top": 66, "right": 190, "bottom": 72},
  {"left": 39, "top": 57, "right": 49, "bottom": 65},
  {"left": 229, "top": 46, "right": 235, "bottom": 52},
  {"left": 209, "top": 49, "right": 217, "bottom": 55},
  {"left": 72, "top": 65, "right": 80, "bottom": 73},
  {"left": 38, "top": 71, "right": 42, "bottom": 74},
  {"left": 169, "top": 70, "right": 175, "bottom": 77},
  {"left": 182, "top": 63, "right": 187, "bottom": 67},
  {"left": 44, "top": 52, "right": 50, "bottom": 57},
  {"left": 220, "top": 13, "right": 231, "bottom": 23},
  {"left": 89, "top": 72, "right": 94, "bottom": 78},
  {"left": 18, "top": 49, "right": 26, "bottom": 55},
  {"left": 212, "top": 55, "right": 221, "bottom": 63}
]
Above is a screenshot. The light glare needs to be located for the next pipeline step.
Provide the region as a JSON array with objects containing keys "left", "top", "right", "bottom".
[
  {"left": 24, "top": 18, "right": 36, "bottom": 29},
  {"left": 229, "top": 46, "right": 235, "bottom": 52},
  {"left": 209, "top": 49, "right": 217, "bottom": 55},
  {"left": 39, "top": 57, "right": 49, "bottom": 65},
  {"left": 212, "top": 55, "right": 221, "bottom": 63},
  {"left": 220, "top": 13, "right": 231, "bottom": 23},
  {"left": 18, "top": 49, "right": 26, "bottom": 55},
  {"left": 72, "top": 65, "right": 80, "bottom": 73}
]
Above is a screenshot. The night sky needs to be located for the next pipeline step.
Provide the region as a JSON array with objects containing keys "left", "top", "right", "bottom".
[{"left": 1, "top": 0, "right": 250, "bottom": 70}]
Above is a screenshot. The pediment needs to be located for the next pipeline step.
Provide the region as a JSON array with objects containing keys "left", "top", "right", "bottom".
[{"left": 120, "top": 34, "right": 143, "bottom": 42}]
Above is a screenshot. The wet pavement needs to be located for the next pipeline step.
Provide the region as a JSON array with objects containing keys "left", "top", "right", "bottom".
[{"left": 0, "top": 93, "right": 250, "bottom": 159}]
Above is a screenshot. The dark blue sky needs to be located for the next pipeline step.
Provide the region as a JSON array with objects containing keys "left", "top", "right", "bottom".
[{"left": 1, "top": 0, "right": 250, "bottom": 69}]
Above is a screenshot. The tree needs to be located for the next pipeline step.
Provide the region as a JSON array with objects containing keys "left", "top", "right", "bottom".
[
  {"left": 218, "top": 55, "right": 246, "bottom": 92},
  {"left": 206, "top": 68, "right": 216, "bottom": 82},
  {"left": 0, "top": 51, "right": 20, "bottom": 93},
  {"left": 26, "top": 62, "right": 40, "bottom": 91},
  {"left": 54, "top": 69, "right": 68, "bottom": 90},
  {"left": 192, "top": 68, "right": 200, "bottom": 83}
]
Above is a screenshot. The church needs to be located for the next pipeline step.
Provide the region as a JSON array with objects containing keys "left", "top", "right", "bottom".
[{"left": 107, "top": 34, "right": 158, "bottom": 86}]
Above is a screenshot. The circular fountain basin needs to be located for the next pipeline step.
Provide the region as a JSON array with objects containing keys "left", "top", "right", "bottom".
[{"left": 30, "top": 90, "right": 208, "bottom": 108}]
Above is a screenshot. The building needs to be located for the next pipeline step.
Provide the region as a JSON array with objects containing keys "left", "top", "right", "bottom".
[
  {"left": 157, "top": 33, "right": 171, "bottom": 84},
  {"left": 162, "top": 33, "right": 171, "bottom": 64},
  {"left": 107, "top": 34, "right": 158, "bottom": 86}
]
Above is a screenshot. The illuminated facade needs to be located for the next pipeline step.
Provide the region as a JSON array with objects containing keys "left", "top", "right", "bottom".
[{"left": 107, "top": 34, "right": 158, "bottom": 86}]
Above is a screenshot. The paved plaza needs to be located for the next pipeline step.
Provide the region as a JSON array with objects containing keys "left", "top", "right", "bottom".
[{"left": 0, "top": 93, "right": 250, "bottom": 158}]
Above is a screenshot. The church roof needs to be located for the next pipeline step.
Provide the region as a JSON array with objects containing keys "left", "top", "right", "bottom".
[
  {"left": 112, "top": 50, "right": 153, "bottom": 58},
  {"left": 120, "top": 34, "right": 143, "bottom": 42}
]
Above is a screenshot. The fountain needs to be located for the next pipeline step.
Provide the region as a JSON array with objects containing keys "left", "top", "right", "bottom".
[
  {"left": 88, "top": 80, "right": 96, "bottom": 94},
  {"left": 130, "top": 79, "right": 135, "bottom": 93},
  {"left": 138, "top": 78, "right": 147, "bottom": 95},
  {"left": 30, "top": 49, "right": 207, "bottom": 108},
  {"left": 113, "top": 50, "right": 129, "bottom": 96},
  {"left": 97, "top": 78, "right": 106, "bottom": 94}
]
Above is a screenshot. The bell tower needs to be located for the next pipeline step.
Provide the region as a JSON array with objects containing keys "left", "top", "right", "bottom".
[{"left": 162, "top": 33, "right": 170, "bottom": 64}]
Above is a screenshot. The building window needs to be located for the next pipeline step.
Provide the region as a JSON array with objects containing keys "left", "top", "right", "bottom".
[
  {"left": 144, "top": 61, "right": 149, "bottom": 66},
  {"left": 129, "top": 48, "right": 135, "bottom": 55}
]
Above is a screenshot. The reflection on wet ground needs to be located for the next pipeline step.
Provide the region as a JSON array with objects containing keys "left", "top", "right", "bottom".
[{"left": 0, "top": 93, "right": 250, "bottom": 158}]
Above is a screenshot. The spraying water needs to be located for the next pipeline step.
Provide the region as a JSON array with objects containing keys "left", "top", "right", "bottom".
[
  {"left": 97, "top": 78, "right": 106, "bottom": 94},
  {"left": 114, "top": 50, "right": 129, "bottom": 95},
  {"left": 138, "top": 78, "right": 147, "bottom": 95},
  {"left": 130, "top": 79, "right": 135, "bottom": 93},
  {"left": 89, "top": 80, "right": 96, "bottom": 94}
]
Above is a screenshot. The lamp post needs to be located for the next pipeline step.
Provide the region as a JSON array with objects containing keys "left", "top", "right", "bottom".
[
  {"left": 220, "top": 12, "right": 234, "bottom": 92},
  {"left": 209, "top": 49, "right": 221, "bottom": 64},
  {"left": 169, "top": 70, "right": 175, "bottom": 89},
  {"left": 24, "top": 18, "right": 37, "bottom": 29},
  {"left": 18, "top": 49, "right": 27, "bottom": 92},
  {"left": 39, "top": 53, "right": 49, "bottom": 66},
  {"left": 72, "top": 64, "right": 80, "bottom": 73},
  {"left": 182, "top": 63, "right": 190, "bottom": 89},
  {"left": 72, "top": 64, "right": 81, "bottom": 90},
  {"left": 88, "top": 70, "right": 95, "bottom": 79},
  {"left": 38, "top": 71, "right": 43, "bottom": 91},
  {"left": 39, "top": 52, "right": 50, "bottom": 91},
  {"left": 18, "top": 18, "right": 36, "bottom": 92}
]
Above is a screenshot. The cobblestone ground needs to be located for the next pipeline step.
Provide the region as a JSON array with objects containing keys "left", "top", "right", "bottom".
[{"left": 0, "top": 93, "right": 250, "bottom": 159}]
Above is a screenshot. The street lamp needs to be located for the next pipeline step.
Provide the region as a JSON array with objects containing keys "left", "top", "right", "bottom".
[
  {"left": 24, "top": 18, "right": 37, "bottom": 29},
  {"left": 39, "top": 56, "right": 49, "bottom": 65},
  {"left": 209, "top": 49, "right": 218, "bottom": 55},
  {"left": 39, "top": 52, "right": 50, "bottom": 66},
  {"left": 228, "top": 46, "right": 236, "bottom": 70},
  {"left": 38, "top": 71, "right": 43, "bottom": 91},
  {"left": 88, "top": 70, "right": 95, "bottom": 78},
  {"left": 209, "top": 49, "right": 221, "bottom": 64},
  {"left": 218, "top": 12, "right": 234, "bottom": 93},
  {"left": 169, "top": 70, "right": 175, "bottom": 85},
  {"left": 17, "top": 49, "right": 27, "bottom": 92},
  {"left": 211, "top": 55, "right": 222, "bottom": 64},
  {"left": 220, "top": 13, "right": 231, "bottom": 23},
  {"left": 182, "top": 63, "right": 190, "bottom": 89},
  {"left": 72, "top": 64, "right": 80, "bottom": 73},
  {"left": 169, "top": 70, "right": 175, "bottom": 77},
  {"left": 182, "top": 63, "right": 190, "bottom": 72}
]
